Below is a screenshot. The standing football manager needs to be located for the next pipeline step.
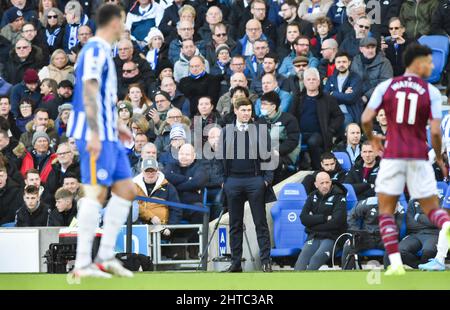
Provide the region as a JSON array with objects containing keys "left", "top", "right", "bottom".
[{"left": 220, "top": 97, "right": 277, "bottom": 273}]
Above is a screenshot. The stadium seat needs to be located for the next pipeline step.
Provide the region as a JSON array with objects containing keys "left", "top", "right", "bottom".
[
  {"left": 342, "top": 183, "right": 358, "bottom": 211},
  {"left": 270, "top": 183, "right": 308, "bottom": 257},
  {"left": 359, "top": 249, "right": 385, "bottom": 257},
  {"left": 437, "top": 181, "right": 448, "bottom": 199},
  {"left": 442, "top": 186, "right": 450, "bottom": 210},
  {"left": 333, "top": 152, "right": 352, "bottom": 172},
  {"left": 0, "top": 222, "right": 15, "bottom": 228},
  {"left": 418, "top": 35, "right": 450, "bottom": 83}
]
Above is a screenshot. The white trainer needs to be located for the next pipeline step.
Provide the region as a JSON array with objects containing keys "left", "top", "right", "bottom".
[
  {"left": 69, "top": 264, "right": 113, "bottom": 279},
  {"left": 95, "top": 258, "right": 134, "bottom": 278}
]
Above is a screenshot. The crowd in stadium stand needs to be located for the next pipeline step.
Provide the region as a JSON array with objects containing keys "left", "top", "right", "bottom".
[{"left": 0, "top": 0, "right": 448, "bottom": 270}]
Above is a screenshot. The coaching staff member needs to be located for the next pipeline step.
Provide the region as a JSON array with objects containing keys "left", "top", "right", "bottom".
[{"left": 220, "top": 97, "right": 277, "bottom": 273}]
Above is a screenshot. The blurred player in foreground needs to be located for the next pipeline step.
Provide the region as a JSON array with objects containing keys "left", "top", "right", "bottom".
[{"left": 361, "top": 43, "right": 450, "bottom": 276}]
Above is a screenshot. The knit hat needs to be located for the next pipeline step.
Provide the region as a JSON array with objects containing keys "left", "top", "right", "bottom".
[
  {"left": 215, "top": 44, "right": 230, "bottom": 56},
  {"left": 170, "top": 125, "right": 186, "bottom": 140},
  {"left": 145, "top": 27, "right": 164, "bottom": 45},
  {"left": 5, "top": 7, "right": 23, "bottom": 24},
  {"left": 58, "top": 103, "right": 73, "bottom": 114},
  {"left": 153, "top": 90, "right": 171, "bottom": 102},
  {"left": 23, "top": 69, "right": 39, "bottom": 84},
  {"left": 32, "top": 131, "right": 50, "bottom": 146},
  {"left": 117, "top": 100, "right": 133, "bottom": 116}
]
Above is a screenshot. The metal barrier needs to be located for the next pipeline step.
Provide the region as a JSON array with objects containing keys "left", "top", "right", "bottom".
[{"left": 134, "top": 195, "right": 210, "bottom": 270}]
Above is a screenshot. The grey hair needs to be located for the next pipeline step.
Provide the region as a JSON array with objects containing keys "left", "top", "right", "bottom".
[
  {"left": 65, "top": 0, "right": 82, "bottom": 20},
  {"left": 322, "top": 38, "right": 338, "bottom": 49},
  {"left": 303, "top": 67, "right": 320, "bottom": 80}
]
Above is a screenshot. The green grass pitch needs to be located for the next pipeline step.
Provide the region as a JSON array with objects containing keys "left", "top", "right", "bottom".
[{"left": 0, "top": 270, "right": 449, "bottom": 290}]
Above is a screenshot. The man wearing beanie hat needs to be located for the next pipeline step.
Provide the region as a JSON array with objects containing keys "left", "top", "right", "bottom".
[
  {"left": 20, "top": 130, "right": 58, "bottom": 183},
  {"left": 281, "top": 55, "right": 309, "bottom": 95},
  {"left": 210, "top": 43, "right": 231, "bottom": 77},
  {"left": 257, "top": 90, "right": 300, "bottom": 183},
  {"left": 159, "top": 124, "right": 187, "bottom": 166},
  {"left": 56, "top": 103, "right": 73, "bottom": 137},
  {"left": 19, "top": 108, "right": 59, "bottom": 149},
  {"left": 0, "top": 7, "right": 24, "bottom": 45},
  {"left": 9, "top": 68, "right": 42, "bottom": 118}
]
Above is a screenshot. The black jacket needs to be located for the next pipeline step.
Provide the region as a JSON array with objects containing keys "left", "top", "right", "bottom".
[
  {"left": 114, "top": 50, "right": 156, "bottom": 85},
  {"left": 227, "top": 0, "right": 252, "bottom": 40},
  {"left": 179, "top": 73, "right": 222, "bottom": 116},
  {"left": 344, "top": 158, "right": 380, "bottom": 200},
  {"left": 199, "top": 146, "right": 224, "bottom": 188},
  {"left": 406, "top": 200, "right": 440, "bottom": 235},
  {"left": 15, "top": 202, "right": 50, "bottom": 227},
  {"left": 220, "top": 121, "right": 276, "bottom": 203},
  {"left": 47, "top": 201, "right": 77, "bottom": 226},
  {"left": 289, "top": 90, "right": 344, "bottom": 150},
  {"left": 163, "top": 161, "right": 208, "bottom": 205},
  {"left": 0, "top": 179, "right": 23, "bottom": 226},
  {"left": 366, "top": 0, "right": 403, "bottom": 36},
  {"left": 44, "top": 161, "right": 80, "bottom": 206},
  {"left": 300, "top": 182, "right": 348, "bottom": 240},
  {"left": 3, "top": 46, "right": 45, "bottom": 85},
  {"left": 383, "top": 37, "right": 415, "bottom": 77},
  {"left": 347, "top": 197, "right": 380, "bottom": 235},
  {"left": 431, "top": 0, "right": 450, "bottom": 36}
]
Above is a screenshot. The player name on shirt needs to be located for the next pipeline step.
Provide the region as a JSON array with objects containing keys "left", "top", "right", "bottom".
[{"left": 390, "top": 79, "right": 426, "bottom": 95}]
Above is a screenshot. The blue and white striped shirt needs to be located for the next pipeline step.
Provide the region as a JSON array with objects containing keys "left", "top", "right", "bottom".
[{"left": 67, "top": 37, "right": 118, "bottom": 142}]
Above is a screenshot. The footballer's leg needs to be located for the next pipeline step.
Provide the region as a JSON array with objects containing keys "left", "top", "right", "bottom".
[
  {"left": 71, "top": 184, "right": 110, "bottom": 278},
  {"left": 419, "top": 196, "right": 450, "bottom": 251},
  {"left": 378, "top": 193, "right": 405, "bottom": 276}
]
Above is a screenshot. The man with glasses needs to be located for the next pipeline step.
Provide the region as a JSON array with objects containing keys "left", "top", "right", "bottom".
[
  {"left": 279, "top": 35, "right": 319, "bottom": 78},
  {"left": 3, "top": 38, "right": 44, "bottom": 85},
  {"left": 45, "top": 142, "right": 80, "bottom": 206},
  {"left": 21, "top": 22, "right": 50, "bottom": 62},
  {"left": 236, "top": 19, "right": 273, "bottom": 57},
  {"left": 114, "top": 38, "right": 154, "bottom": 85},
  {"left": 318, "top": 38, "right": 338, "bottom": 80},
  {"left": 350, "top": 37, "right": 393, "bottom": 104},
  {"left": 169, "top": 20, "right": 206, "bottom": 64},
  {"left": 281, "top": 55, "right": 309, "bottom": 94},
  {"left": 0, "top": 7, "right": 24, "bottom": 45},
  {"left": 229, "top": 55, "right": 246, "bottom": 75},
  {"left": 118, "top": 61, "right": 149, "bottom": 99},
  {"left": 205, "top": 23, "right": 237, "bottom": 66},
  {"left": 246, "top": 0, "right": 276, "bottom": 44},
  {"left": 381, "top": 17, "right": 412, "bottom": 76},
  {"left": 68, "top": 25, "right": 93, "bottom": 64},
  {"left": 339, "top": 15, "right": 372, "bottom": 58}
]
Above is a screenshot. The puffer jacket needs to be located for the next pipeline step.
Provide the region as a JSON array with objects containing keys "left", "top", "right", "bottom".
[
  {"left": 133, "top": 171, "right": 182, "bottom": 224},
  {"left": 19, "top": 119, "right": 59, "bottom": 150}
]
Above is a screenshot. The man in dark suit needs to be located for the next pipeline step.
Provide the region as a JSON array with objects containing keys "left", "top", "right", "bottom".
[{"left": 220, "top": 97, "right": 276, "bottom": 272}]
